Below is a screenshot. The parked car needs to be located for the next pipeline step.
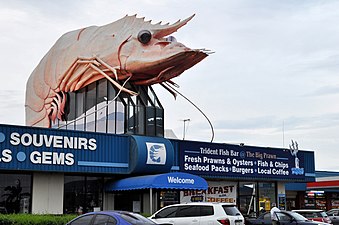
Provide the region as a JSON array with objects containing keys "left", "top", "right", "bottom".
[
  {"left": 66, "top": 211, "right": 168, "bottom": 225},
  {"left": 149, "top": 202, "right": 245, "bottom": 225},
  {"left": 246, "top": 211, "right": 328, "bottom": 225},
  {"left": 292, "top": 209, "right": 332, "bottom": 224},
  {"left": 326, "top": 209, "right": 339, "bottom": 225}
]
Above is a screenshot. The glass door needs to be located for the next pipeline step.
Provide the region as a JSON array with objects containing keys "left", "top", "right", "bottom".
[{"left": 239, "top": 182, "right": 257, "bottom": 218}]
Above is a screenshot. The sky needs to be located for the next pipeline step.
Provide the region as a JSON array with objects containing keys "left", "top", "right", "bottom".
[{"left": 1, "top": 0, "right": 339, "bottom": 171}]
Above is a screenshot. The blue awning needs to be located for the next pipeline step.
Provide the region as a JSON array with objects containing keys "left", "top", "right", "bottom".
[
  {"left": 285, "top": 182, "right": 307, "bottom": 191},
  {"left": 106, "top": 172, "right": 208, "bottom": 191}
]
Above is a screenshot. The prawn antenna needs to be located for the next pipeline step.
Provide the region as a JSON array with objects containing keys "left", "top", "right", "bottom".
[{"left": 165, "top": 83, "right": 215, "bottom": 142}]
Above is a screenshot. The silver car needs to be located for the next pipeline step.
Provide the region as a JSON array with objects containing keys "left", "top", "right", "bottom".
[{"left": 327, "top": 209, "right": 339, "bottom": 225}]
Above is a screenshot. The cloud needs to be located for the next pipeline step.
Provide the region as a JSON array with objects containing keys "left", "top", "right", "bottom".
[
  {"left": 0, "top": 90, "right": 24, "bottom": 104},
  {"left": 0, "top": 90, "right": 25, "bottom": 125},
  {"left": 305, "top": 85, "right": 339, "bottom": 97},
  {"left": 192, "top": 113, "right": 339, "bottom": 134}
]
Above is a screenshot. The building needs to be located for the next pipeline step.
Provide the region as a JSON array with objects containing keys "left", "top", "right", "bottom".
[
  {"left": 0, "top": 79, "right": 315, "bottom": 216},
  {"left": 286, "top": 171, "right": 339, "bottom": 211}
]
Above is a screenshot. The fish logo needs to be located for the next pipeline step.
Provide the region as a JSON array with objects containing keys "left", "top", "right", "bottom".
[{"left": 146, "top": 142, "right": 166, "bottom": 165}]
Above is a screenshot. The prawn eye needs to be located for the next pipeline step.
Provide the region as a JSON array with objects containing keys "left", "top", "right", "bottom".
[
  {"left": 138, "top": 30, "right": 152, "bottom": 44},
  {"left": 166, "top": 36, "right": 177, "bottom": 42}
]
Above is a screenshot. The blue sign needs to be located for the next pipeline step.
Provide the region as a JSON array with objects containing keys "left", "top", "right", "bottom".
[
  {"left": 129, "top": 135, "right": 174, "bottom": 174},
  {"left": 0, "top": 124, "right": 130, "bottom": 174},
  {"left": 179, "top": 141, "right": 305, "bottom": 180}
]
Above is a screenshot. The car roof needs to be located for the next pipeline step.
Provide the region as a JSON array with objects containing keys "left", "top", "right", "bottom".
[
  {"left": 84, "top": 211, "right": 116, "bottom": 215},
  {"left": 166, "top": 202, "right": 236, "bottom": 206},
  {"left": 293, "top": 209, "right": 324, "bottom": 212},
  {"left": 83, "top": 210, "right": 136, "bottom": 216},
  {"left": 258, "top": 211, "right": 291, "bottom": 217}
]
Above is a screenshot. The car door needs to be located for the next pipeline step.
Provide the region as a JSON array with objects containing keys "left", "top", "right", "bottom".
[
  {"left": 173, "top": 205, "right": 200, "bottom": 225},
  {"left": 275, "top": 212, "right": 294, "bottom": 225},
  {"left": 245, "top": 213, "right": 270, "bottom": 225},
  {"left": 198, "top": 205, "right": 214, "bottom": 225},
  {"left": 92, "top": 215, "right": 117, "bottom": 225},
  {"left": 262, "top": 212, "right": 274, "bottom": 225}
]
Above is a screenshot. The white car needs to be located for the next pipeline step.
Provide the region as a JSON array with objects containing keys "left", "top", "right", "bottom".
[{"left": 149, "top": 202, "right": 245, "bottom": 225}]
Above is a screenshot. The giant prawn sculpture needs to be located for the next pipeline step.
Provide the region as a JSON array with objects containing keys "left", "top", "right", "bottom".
[{"left": 25, "top": 14, "right": 210, "bottom": 128}]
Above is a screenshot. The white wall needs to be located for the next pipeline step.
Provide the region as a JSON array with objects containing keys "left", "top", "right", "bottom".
[
  {"left": 32, "top": 172, "right": 64, "bottom": 214},
  {"left": 277, "top": 182, "right": 286, "bottom": 195}
]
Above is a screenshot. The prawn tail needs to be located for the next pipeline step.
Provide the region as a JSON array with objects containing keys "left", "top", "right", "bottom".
[
  {"left": 26, "top": 91, "right": 69, "bottom": 128},
  {"left": 25, "top": 74, "right": 52, "bottom": 127},
  {"left": 49, "top": 91, "right": 69, "bottom": 122}
]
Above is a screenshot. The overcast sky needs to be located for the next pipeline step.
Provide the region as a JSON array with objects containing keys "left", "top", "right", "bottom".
[{"left": 1, "top": 0, "right": 339, "bottom": 171}]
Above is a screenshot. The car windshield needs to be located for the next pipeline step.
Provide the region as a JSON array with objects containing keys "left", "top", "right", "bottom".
[
  {"left": 291, "top": 212, "right": 308, "bottom": 221},
  {"left": 327, "top": 210, "right": 337, "bottom": 215},
  {"left": 297, "top": 212, "right": 320, "bottom": 218},
  {"left": 295, "top": 211, "right": 328, "bottom": 219}
]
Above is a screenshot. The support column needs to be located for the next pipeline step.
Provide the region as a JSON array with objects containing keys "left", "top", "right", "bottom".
[
  {"left": 32, "top": 172, "right": 64, "bottom": 214},
  {"left": 150, "top": 188, "right": 153, "bottom": 214}
]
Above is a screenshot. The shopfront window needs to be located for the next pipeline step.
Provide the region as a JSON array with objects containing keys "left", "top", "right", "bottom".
[
  {"left": 258, "top": 182, "right": 276, "bottom": 212},
  {"left": 330, "top": 193, "right": 339, "bottom": 209},
  {"left": 114, "top": 190, "right": 142, "bottom": 212},
  {"left": 0, "top": 173, "right": 31, "bottom": 214},
  {"left": 238, "top": 181, "right": 277, "bottom": 217},
  {"left": 159, "top": 190, "right": 180, "bottom": 208},
  {"left": 304, "top": 191, "right": 326, "bottom": 210},
  {"left": 64, "top": 175, "right": 103, "bottom": 214},
  {"left": 239, "top": 182, "right": 256, "bottom": 217}
]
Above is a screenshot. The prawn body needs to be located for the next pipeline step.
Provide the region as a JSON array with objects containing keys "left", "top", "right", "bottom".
[{"left": 25, "top": 14, "right": 210, "bottom": 127}]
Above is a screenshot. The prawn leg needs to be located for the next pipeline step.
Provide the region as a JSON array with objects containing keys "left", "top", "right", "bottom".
[{"left": 59, "top": 56, "right": 137, "bottom": 95}]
